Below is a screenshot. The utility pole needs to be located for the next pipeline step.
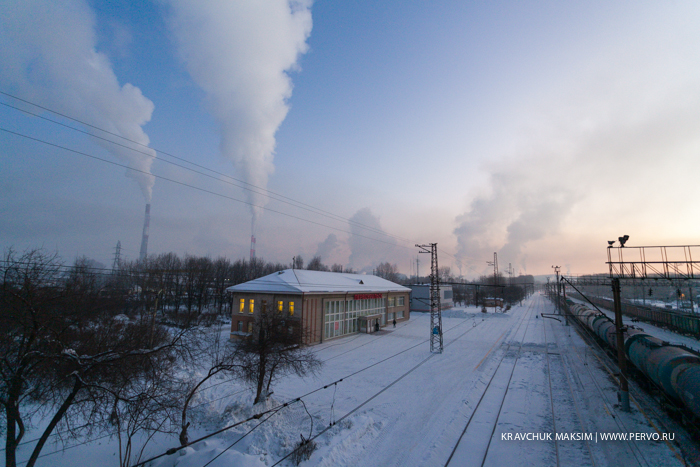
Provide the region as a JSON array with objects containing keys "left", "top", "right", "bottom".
[
  {"left": 416, "top": 257, "right": 420, "bottom": 283},
  {"left": 552, "top": 266, "right": 561, "bottom": 314},
  {"left": 611, "top": 277, "right": 630, "bottom": 411},
  {"left": 508, "top": 263, "right": 513, "bottom": 286},
  {"left": 560, "top": 277, "right": 569, "bottom": 326},
  {"left": 417, "top": 243, "right": 443, "bottom": 353},
  {"left": 487, "top": 252, "right": 499, "bottom": 312}
]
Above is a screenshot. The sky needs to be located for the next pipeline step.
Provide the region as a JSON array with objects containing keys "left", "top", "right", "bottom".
[{"left": 1, "top": 0, "right": 699, "bottom": 278}]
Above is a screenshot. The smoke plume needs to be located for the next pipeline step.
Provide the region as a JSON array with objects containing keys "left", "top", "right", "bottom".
[
  {"left": 348, "top": 208, "right": 398, "bottom": 273},
  {"left": 165, "top": 0, "right": 313, "bottom": 220},
  {"left": 315, "top": 233, "right": 339, "bottom": 260},
  {"left": 0, "top": 0, "right": 156, "bottom": 201},
  {"left": 454, "top": 159, "right": 578, "bottom": 273}
]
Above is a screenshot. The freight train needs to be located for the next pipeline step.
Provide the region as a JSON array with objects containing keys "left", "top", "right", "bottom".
[
  {"left": 566, "top": 300, "right": 700, "bottom": 421},
  {"left": 571, "top": 294, "right": 700, "bottom": 336}
]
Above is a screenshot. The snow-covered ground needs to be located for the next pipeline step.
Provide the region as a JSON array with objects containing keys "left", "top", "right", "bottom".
[{"left": 12, "top": 294, "right": 695, "bottom": 467}]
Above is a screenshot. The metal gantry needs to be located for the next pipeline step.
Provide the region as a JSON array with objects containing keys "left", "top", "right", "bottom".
[
  {"left": 605, "top": 241, "right": 700, "bottom": 412},
  {"left": 416, "top": 243, "right": 443, "bottom": 353},
  {"left": 607, "top": 244, "right": 700, "bottom": 280}
]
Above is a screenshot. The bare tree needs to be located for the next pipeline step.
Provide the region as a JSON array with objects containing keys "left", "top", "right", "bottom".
[
  {"left": 438, "top": 266, "right": 452, "bottom": 283},
  {"left": 178, "top": 327, "right": 242, "bottom": 445},
  {"left": 237, "top": 302, "right": 322, "bottom": 405},
  {"left": 331, "top": 264, "right": 344, "bottom": 273},
  {"left": 107, "top": 349, "right": 181, "bottom": 467},
  {"left": 306, "top": 256, "right": 329, "bottom": 271},
  {"left": 375, "top": 262, "right": 399, "bottom": 282},
  {"left": 0, "top": 248, "right": 188, "bottom": 467}
]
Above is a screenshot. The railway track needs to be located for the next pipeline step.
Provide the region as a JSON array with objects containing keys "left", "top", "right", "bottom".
[{"left": 444, "top": 295, "right": 535, "bottom": 466}]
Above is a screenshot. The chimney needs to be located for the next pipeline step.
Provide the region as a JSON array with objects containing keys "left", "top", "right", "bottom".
[
  {"left": 139, "top": 203, "right": 150, "bottom": 261},
  {"left": 249, "top": 217, "right": 256, "bottom": 262}
]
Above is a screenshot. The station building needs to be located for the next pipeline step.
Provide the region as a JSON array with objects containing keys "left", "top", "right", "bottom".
[
  {"left": 226, "top": 269, "right": 411, "bottom": 344},
  {"left": 409, "top": 284, "right": 453, "bottom": 312}
]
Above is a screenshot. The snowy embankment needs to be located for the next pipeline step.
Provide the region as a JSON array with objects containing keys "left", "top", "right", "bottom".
[{"left": 14, "top": 295, "right": 692, "bottom": 467}]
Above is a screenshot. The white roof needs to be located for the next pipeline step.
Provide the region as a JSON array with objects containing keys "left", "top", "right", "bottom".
[{"left": 226, "top": 269, "right": 411, "bottom": 295}]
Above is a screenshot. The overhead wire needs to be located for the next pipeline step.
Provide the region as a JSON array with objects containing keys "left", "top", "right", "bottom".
[
  {"left": 1, "top": 90, "right": 494, "bottom": 273},
  {"left": 271, "top": 308, "right": 486, "bottom": 466},
  {"left": 0, "top": 92, "right": 413, "bottom": 244},
  {"left": 133, "top": 316, "right": 477, "bottom": 467},
  {"left": 0, "top": 127, "right": 413, "bottom": 251}
]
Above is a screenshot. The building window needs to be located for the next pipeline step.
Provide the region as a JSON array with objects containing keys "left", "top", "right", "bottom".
[
  {"left": 388, "top": 297, "right": 395, "bottom": 307},
  {"left": 247, "top": 322, "right": 253, "bottom": 333},
  {"left": 289, "top": 301, "right": 294, "bottom": 316},
  {"left": 325, "top": 297, "right": 386, "bottom": 339},
  {"left": 397, "top": 296, "right": 405, "bottom": 306},
  {"left": 239, "top": 298, "right": 245, "bottom": 313},
  {"left": 278, "top": 300, "right": 284, "bottom": 312},
  {"left": 249, "top": 299, "right": 255, "bottom": 314},
  {"left": 237, "top": 321, "right": 243, "bottom": 332},
  {"left": 397, "top": 309, "right": 404, "bottom": 319}
]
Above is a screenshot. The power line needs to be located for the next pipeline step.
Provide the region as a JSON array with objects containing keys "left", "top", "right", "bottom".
[
  {"left": 0, "top": 92, "right": 414, "bottom": 245},
  {"left": 26, "top": 312, "right": 474, "bottom": 465},
  {"left": 134, "top": 317, "right": 476, "bottom": 467},
  {"left": 0, "top": 127, "right": 414, "bottom": 251},
  {"left": 271, "top": 313, "right": 484, "bottom": 466},
  {"left": 1, "top": 91, "right": 487, "bottom": 274}
]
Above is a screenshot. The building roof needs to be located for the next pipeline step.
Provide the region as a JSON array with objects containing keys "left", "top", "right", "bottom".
[{"left": 226, "top": 269, "right": 411, "bottom": 295}]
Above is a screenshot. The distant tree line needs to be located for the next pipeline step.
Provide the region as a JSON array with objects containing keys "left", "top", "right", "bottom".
[{"left": 0, "top": 248, "right": 323, "bottom": 467}]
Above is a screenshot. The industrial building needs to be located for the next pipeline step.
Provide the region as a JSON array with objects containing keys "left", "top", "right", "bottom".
[
  {"left": 409, "top": 284, "right": 453, "bottom": 312},
  {"left": 226, "top": 269, "right": 411, "bottom": 344}
]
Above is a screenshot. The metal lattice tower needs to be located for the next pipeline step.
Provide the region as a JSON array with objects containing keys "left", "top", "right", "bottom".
[
  {"left": 112, "top": 240, "right": 121, "bottom": 273},
  {"left": 416, "top": 243, "right": 443, "bottom": 353}
]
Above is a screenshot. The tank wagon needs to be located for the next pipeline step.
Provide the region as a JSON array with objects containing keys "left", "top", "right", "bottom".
[
  {"left": 571, "top": 295, "right": 700, "bottom": 336},
  {"left": 567, "top": 301, "right": 700, "bottom": 420}
]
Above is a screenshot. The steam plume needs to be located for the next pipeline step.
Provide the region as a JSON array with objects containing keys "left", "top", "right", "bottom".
[
  {"left": 348, "top": 208, "right": 397, "bottom": 273},
  {"left": 0, "top": 0, "right": 156, "bottom": 201},
  {"left": 315, "top": 233, "right": 339, "bottom": 260},
  {"left": 454, "top": 162, "right": 577, "bottom": 273},
  {"left": 165, "top": 0, "right": 313, "bottom": 221}
]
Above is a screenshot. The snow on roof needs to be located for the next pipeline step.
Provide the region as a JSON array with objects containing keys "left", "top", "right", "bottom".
[{"left": 226, "top": 269, "right": 411, "bottom": 295}]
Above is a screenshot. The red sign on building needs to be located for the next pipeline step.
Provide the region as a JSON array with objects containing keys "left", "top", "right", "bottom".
[{"left": 353, "top": 293, "right": 383, "bottom": 300}]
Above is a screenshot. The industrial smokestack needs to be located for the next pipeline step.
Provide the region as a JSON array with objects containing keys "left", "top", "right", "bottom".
[
  {"left": 139, "top": 203, "right": 151, "bottom": 261},
  {"left": 249, "top": 217, "right": 256, "bottom": 262}
]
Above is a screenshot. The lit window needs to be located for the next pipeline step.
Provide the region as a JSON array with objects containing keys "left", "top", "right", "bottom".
[
  {"left": 278, "top": 301, "right": 284, "bottom": 312},
  {"left": 289, "top": 301, "right": 295, "bottom": 316},
  {"left": 249, "top": 299, "right": 255, "bottom": 314},
  {"left": 239, "top": 299, "right": 245, "bottom": 313},
  {"left": 388, "top": 297, "right": 395, "bottom": 307}
]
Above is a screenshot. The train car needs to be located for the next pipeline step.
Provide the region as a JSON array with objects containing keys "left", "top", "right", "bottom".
[
  {"left": 565, "top": 300, "right": 700, "bottom": 420},
  {"left": 574, "top": 295, "right": 700, "bottom": 336}
]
